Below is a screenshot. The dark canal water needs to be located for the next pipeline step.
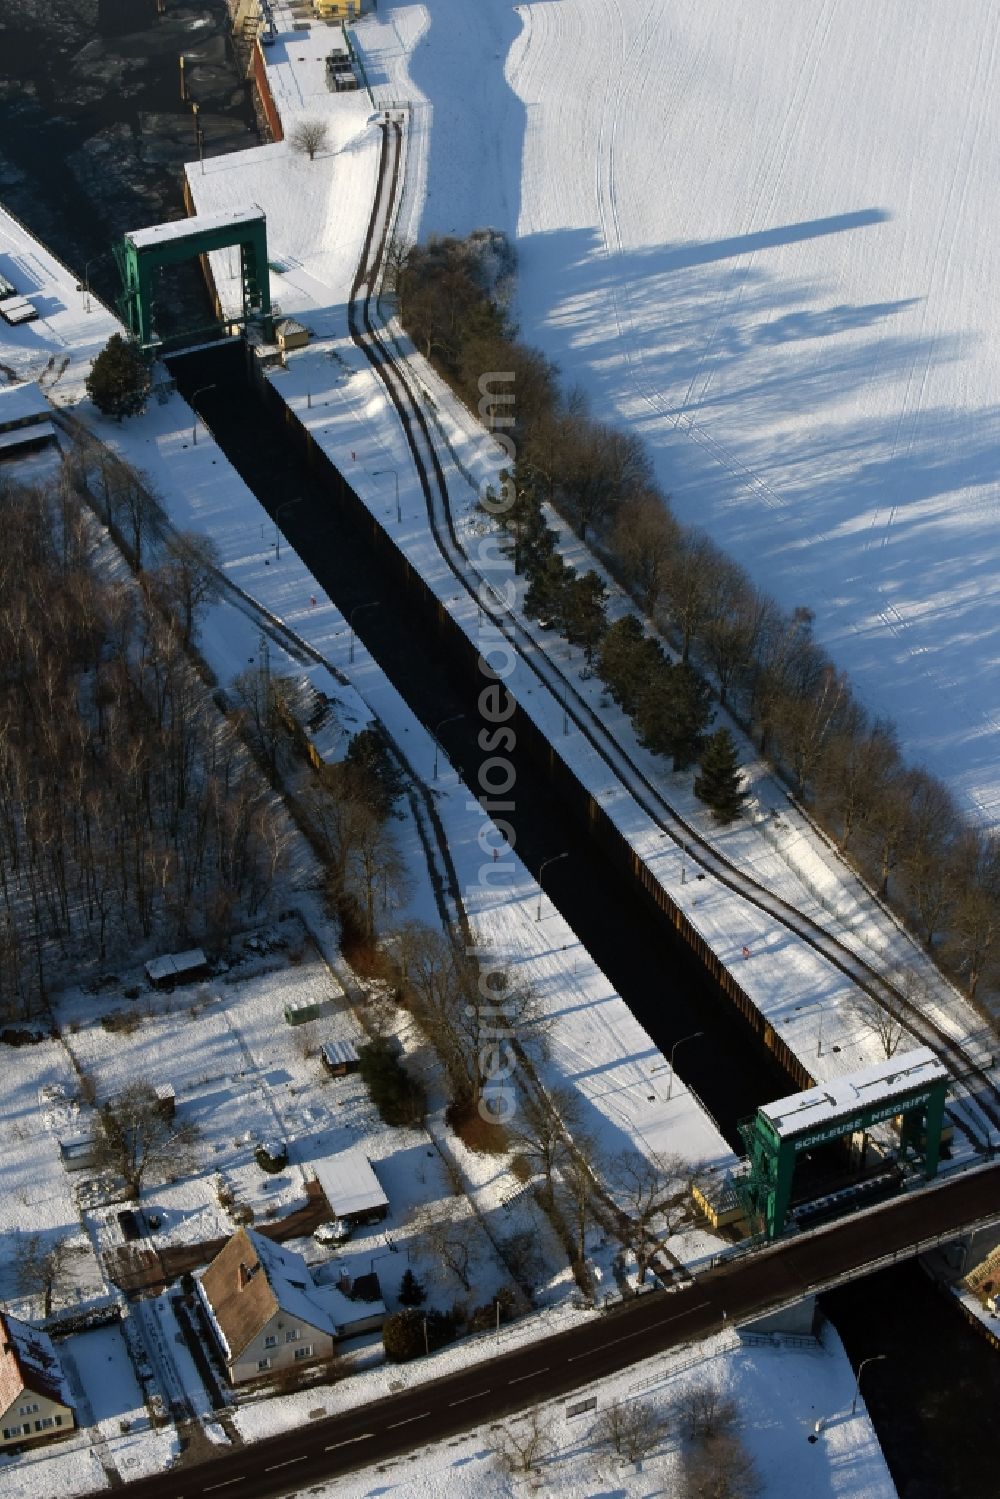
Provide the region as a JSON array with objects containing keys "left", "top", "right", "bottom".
[{"left": 0, "top": 0, "right": 254, "bottom": 333}]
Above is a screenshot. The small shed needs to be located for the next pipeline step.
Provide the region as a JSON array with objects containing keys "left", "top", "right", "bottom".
[
  {"left": 320, "top": 1039, "right": 360, "bottom": 1076},
  {"left": 275, "top": 318, "right": 309, "bottom": 353},
  {"left": 144, "top": 948, "right": 209, "bottom": 990},
  {"left": 59, "top": 1137, "right": 98, "bottom": 1174},
  {"left": 313, "top": 1148, "right": 388, "bottom": 1225},
  {"left": 154, "top": 1083, "right": 176, "bottom": 1120},
  {"left": 284, "top": 997, "right": 334, "bottom": 1026},
  {"left": 692, "top": 1170, "right": 747, "bottom": 1231}
]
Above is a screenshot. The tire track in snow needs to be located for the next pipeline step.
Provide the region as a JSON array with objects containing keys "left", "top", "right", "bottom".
[
  {"left": 867, "top": 13, "right": 1000, "bottom": 556},
  {"left": 679, "top": 0, "right": 841, "bottom": 422},
  {"left": 592, "top": 1, "right": 701, "bottom": 408}
]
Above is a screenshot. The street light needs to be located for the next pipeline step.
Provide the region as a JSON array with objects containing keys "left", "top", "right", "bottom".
[
  {"left": 795, "top": 1000, "right": 826, "bottom": 1058},
  {"left": 191, "top": 384, "right": 217, "bottom": 445},
  {"left": 432, "top": 714, "right": 465, "bottom": 779},
  {"left": 536, "top": 851, "right": 569, "bottom": 921},
  {"left": 372, "top": 467, "right": 400, "bottom": 523},
  {"left": 348, "top": 600, "right": 380, "bottom": 664},
  {"left": 76, "top": 252, "right": 109, "bottom": 314},
  {"left": 273, "top": 497, "right": 304, "bottom": 561},
  {"left": 666, "top": 1030, "right": 704, "bottom": 1101},
  {"left": 851, "top": 1354, "right": 887, "bottom": 1417}
]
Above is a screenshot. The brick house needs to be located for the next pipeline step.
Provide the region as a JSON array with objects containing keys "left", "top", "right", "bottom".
[{"left": 0, "top": 1313, "right": 75, "bottom": 1450}]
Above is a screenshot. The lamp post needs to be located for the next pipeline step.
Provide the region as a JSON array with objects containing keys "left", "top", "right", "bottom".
[
  {"left": 192, "top": 101, "right": 205, "bottom": 174},
  {"left": 348, "top": 600, "right": 380, "bottom": 664},
  {"left": 76, "top": 252, "right": 108, "bottom": 314},
  {"left": 273, "top": 497, "right": 304, "bottom": 561},
  {"left": 795, "top": 999, "right": 826, "bottom": 1058},
  {"left": 191, "top": 384, "right": 216, "bottom": 445},
  {"left": 851, "top": 1354, "right": 886, "bottom": 1417},
  {"left": 666, "top": 1030, "right": 703, "bottom": 1101},
  {"left": 432, "top": 714, "right": 465, "bottom": 779},
  {"left": 536, "top": 851, "right": 569, "bottom": 921},
  {"left": 372, "top": 467, "right": 400, "bottom": 523}
]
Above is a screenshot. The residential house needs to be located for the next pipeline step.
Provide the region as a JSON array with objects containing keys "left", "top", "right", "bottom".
[
  {"left": 0, "top": 1313, "right": 75, "bottom": 1450},
  {"left": 196, "top": 1227, "right": 384, "bottom": 1385}
]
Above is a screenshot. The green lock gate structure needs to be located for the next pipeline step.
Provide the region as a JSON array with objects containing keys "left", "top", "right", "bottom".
[
  {"left": 738, "top": 1046, "right": 949, "bottom": 1240},
  {"left": 115, "top": 207, "right": 272, "bottom": 352}
]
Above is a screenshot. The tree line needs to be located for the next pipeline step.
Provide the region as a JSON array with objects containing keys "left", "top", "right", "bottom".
[
  {"left": 392, "top": 233, "right": 1000, "bottom": 1012},
  {"left": 0, "top": 452, "right": 289, "bottom": 1014}
]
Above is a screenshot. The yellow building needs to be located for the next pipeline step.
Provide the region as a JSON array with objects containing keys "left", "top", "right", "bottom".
[
  {"left": 313, "top": 0, "right": 363, "bottom": 19},
  {"left": 0, "top": 1314, "right": 75, "bottom": 1450}
]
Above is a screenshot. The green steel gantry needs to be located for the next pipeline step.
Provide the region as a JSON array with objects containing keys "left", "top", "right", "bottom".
[
  {"left": 737, "top": 1048, "right": 949, "bottom": 1240},
  {"left": 115, "top": 207, "right": 272, "bottom": 352}
]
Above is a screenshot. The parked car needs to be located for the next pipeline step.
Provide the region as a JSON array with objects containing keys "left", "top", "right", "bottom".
[{"left": 313, "top": 1218, "right": 352, "bottom": 1245}]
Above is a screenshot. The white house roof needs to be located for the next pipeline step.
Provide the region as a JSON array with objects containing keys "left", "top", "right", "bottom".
[
  {"left": 759, "top": 1046, "right": 948, "bottom": 1140},
  {"left": 126, "top": 207, "right": 266, "bottom": 251},
  {"left": 0, "top": 381, "right": 50, "bottom": 426},
  {"left": 312, "top": 1283, "right": 386, "bottom": 1336},
  {"left": 144, "top": 948, "right": 207, "bottom": 983},
  {"left": 244, "top": 1230, "right": 335, "bottom": 1337},
  {"left": 312, "top": 1148, "right": 388, "bottom": 1219},
  {"left": 0, "top": 421, "right": 56, "bottom": 453}
]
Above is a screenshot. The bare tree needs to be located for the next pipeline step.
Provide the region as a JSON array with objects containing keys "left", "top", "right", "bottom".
[
  {"left": 562, "top": 1148, "right": 600, "bottom": 1265},
  {"left": 594, "top": 1398, "right": 666, "bottom": 1463},
  {"left": 612, "top": 490, "right": 681, "bottom": 615},
  {"left": 681, "top": 1431, "right": 763, "bottom": 1499},
  {"left": 92, "top": 1082, "right": 199, "bottom": 1199},
  {"left": 898, "top": 771, "right": 957, "bottom": 947},
  {"left": 509, "top": 1086, "right": 580, "bottom": 1203},
  {"left": 490, "top": 1406, "right": 552, "bottom": 1476},
  {"left": 945, "top": 828, "right": 1000, "bottom": 1000},
  {"left": 289, "top": 117, "right": 330, "bottom": 160},
  {"left": 611, "top": 1151, "right": 704, "bottom": 1282},
  {"left": 660, "top": 533, "right": 729, "bottom": 664},
  {"left": 853, "top": 970, "right": 916, "bottom": 1059},
  {"left": 14, "top": 1233, "right": 75, "bottom": 1317},
  {"left": 113, "top": 464, "right": 163, "bottom": 571},
  {"left": 346, "top": 806, "right": 408, "bottom": 940},
  {"left": 672, "top": 1382, "right": 739, "bottom": 1445},
  {"left": 155, "top": 530, "right": 222, "bottom": 649},
  {"left": 411, "top": 1204, "right": 479, "bottom": 1293},
  {"left": 816, "top": 719, "right": 900, "bottom": 851},
  {"left": 402, "top": 924, "right": 547, "bottom": 1110}
]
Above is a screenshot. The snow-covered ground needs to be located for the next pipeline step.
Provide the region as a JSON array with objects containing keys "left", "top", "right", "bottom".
[
  {"left": 352, "top": 0, "right": 1000, "bottom": 832},
  {"left": 0, "top": 202, "right": 118, "bottom": 395},
  {"left": 305, "top": 1322, "right": 896, "bottom": 1499}
]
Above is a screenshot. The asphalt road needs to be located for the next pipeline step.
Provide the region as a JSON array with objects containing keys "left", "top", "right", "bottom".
[{"left": 82, "top": 1162, "right": 1000, "bottom": 1499}]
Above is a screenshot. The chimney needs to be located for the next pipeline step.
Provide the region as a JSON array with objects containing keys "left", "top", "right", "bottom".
[
  {"left": 337, "top": 1271, "right": 352, "bottom": 1296},
  {"left": 238, "top": 1262, "right": 251, "bottom": 1290}
]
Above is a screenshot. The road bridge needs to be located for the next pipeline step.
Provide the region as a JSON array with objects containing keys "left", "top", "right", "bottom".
[{"left": 80, "top": 1161, "right": 1000, "bottom": 1499}]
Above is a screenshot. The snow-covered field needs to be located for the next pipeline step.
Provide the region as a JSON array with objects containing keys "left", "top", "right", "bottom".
[
  {"left": 308, "top": 1322, "right": 895, "bottom": 1499},
  {"left": 355, "top": 0, "right": 1000, "bottom": 831}
]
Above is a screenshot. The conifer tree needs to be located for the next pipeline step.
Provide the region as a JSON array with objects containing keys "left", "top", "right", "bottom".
[
  {"left": 85, "top": 333, "right": 151, "bottom": 420},
  {"left": 694, "top": 728, "right": 748, "bottom": 823},
  {"left": 398, "top": 1267, "right": 427, "bottom": 1307}
]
